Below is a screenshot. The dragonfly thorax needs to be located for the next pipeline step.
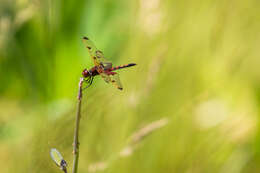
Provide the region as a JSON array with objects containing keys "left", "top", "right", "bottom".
[{"left": 82, "top": 67, "right": 99, "bottom": 78}]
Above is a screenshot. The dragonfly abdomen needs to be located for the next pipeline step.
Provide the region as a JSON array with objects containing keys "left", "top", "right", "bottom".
[
  {"left": 83, "top": 63, "right": 136, "bottom": 78},
  {"left": 110, "top": 63, "right": 136, "bottom": 71}
]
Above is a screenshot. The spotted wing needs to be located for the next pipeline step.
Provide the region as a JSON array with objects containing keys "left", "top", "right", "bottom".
[
  {"left": 100, "top": 72, "right": 111, "bottom": 83},
  {"left": 82, "top": 37, "right": 112, "bottom": 69},
  {"left": 110, "top": 73, "right": 123, "bottom": 90},
  {"left": 95, "top": 50, "right": 112, "bottom": 69},
  {"left": 99, "top": 72, "right": 123, "bottom": 90}
]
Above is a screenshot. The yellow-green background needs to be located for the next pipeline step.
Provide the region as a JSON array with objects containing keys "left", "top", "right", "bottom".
[{"left": 1, "top": 0, "right": 260, "bottom": 172}]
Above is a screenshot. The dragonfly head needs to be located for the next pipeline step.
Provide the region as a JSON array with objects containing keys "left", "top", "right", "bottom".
[{"left": 82, "top": 69, "right": 90, "bottom": 77}]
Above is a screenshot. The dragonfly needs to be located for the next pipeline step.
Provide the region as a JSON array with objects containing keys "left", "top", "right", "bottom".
[{"left": 82, "top": 37, "right": 136, "bottom": 90}]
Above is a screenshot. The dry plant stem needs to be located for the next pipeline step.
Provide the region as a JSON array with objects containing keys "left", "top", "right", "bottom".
[
  {"left": 88, "top": 118, "right": 169, "bottom": 172},
  {"left": 72, "top": 77, "right": 84, "bottom": 173}
]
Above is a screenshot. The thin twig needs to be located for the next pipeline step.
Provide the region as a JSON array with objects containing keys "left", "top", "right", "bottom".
[{"left": 72, "top": 77, "right": 84, "bottom": 173}]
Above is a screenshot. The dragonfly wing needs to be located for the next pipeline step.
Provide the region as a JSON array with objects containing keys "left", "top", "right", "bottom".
[
  {"left": 100, "top": 72, "right": 123, "bottom": 90},
  {"left": 100, "top": 72, "right": 111, "bottom": 83},
  {"left": 83, "top": 37, "right": 112, "bottom": 68},
  {"left": 83, "top": 37, "right": 100, "bottom": 66},
  {"left": 95, "top": 50, "right": 112, "bottom": 69},
  {"left": 110, "top": 73, "right": 123, "bottom": 90}
]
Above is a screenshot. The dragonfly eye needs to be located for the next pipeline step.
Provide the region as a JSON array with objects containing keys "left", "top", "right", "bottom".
[{"left": 82, "top": 69, "right": 89, "bottom": 77}]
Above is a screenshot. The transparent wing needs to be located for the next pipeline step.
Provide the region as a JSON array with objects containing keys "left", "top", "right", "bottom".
[
  {"left": 83, "top": 37, "right": 112, "bottom": 68},
  {"left": 110, "top": 73, "right": 123, "bottom": 90},
  {"left": 99, "top": 72, "right": 123, "bottom": 90},
  {"left": 82, "top": 37, "right": 99, "bottom": 66},
  {"left": 100, "top": 72, "right": 111, "bottom": 83},
  {"left": 95, "top": 50, "right": 112, "bottom": 69}
]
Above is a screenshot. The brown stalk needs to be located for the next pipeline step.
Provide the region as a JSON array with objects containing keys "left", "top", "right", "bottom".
[{"left": 72, "top": 77, "right": 84, "bottom": 173}]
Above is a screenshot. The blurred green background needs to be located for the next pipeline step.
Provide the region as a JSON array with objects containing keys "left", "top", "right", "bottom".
[{"left": 1, "top": 0, "right": 260, "bottom": 172}]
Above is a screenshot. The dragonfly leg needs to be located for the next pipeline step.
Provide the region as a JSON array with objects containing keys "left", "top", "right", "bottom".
[
  {"left": 89, "top": 76, "right": 94, "bottom": 85},
  {"left": 82, "top": 76, "right": 94, "bottom": 90},
  {"left": 84, "top": 77, "right": 91, "bottom": 83}
]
